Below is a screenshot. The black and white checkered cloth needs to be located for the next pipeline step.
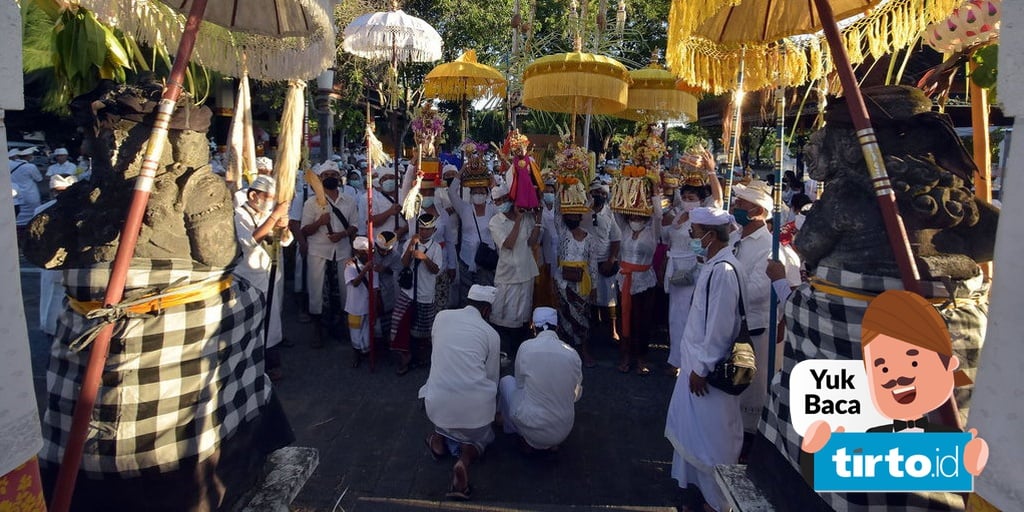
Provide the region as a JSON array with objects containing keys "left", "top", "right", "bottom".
[
  {"left": 40, "top": 258, "right": 271, "bottom": 477},
  {"left": 758, "top": 265, "right": 987, "bottom": 512}
]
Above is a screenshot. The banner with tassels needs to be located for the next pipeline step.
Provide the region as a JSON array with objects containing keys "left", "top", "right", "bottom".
[
  {"left": 226, "top": 71, "right": 257, "bottom": 191},
  {"left": 274, "top": 80, "right": 306, "bottom": 207}
]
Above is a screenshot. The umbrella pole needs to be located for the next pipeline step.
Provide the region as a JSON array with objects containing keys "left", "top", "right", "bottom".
[
  {"left": 970, "top": 59, "right": 992, "bottom": 281},
  {"left": 49, "top": 1, "right": 210, "bottom": 511},
  {"left": 768, "top": 80, "right": 785, "bottom": 381},
  {"left": 724, "top": 47, "right": 746, "bottom": 210},
  {"left": 812, "top": 0, "right": 963, "bottom": 433},
  {"left": 366, "top": 101, "right": 377, "bottom": 372},
  {"left": 462, "top": 93, "right": 468, "bottom": 142}
]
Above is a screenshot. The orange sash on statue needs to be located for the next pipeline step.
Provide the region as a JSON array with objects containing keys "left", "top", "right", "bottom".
[{"left": 619, "top": 261, "right": 652, "bottom": 339}]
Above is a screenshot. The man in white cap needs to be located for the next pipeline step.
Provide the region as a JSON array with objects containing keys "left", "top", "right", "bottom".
[
  {"left": 664, "top": 206, "right": 748, "bottom": 512},
  {"left": 448, "top": 172, "right": 498, "bottom": 303},
  {"left": 9, "top": 147, "right": 43, "bottom": 245},
  {"left": 234, "top": 155, "right": 275, "bottom": 207},
  {"left": 582, "top": 178, "right": 622, "bottom": 341},
  {"left": 300, "top": 162, "right": 360, "bottom": 347},
  {"left": 497, "top": 306, "right": 582, "bottom": 454},
  {"left": 46, "top": 148, "right": 77, "bottom": 178},
  {"left": 344, "top": 236, "right": 378, "bottom": 368},
  {"left": 358, "top": 163, "right": 407, "bottom": 241},
  {"left": 730, "top": 179, "right": 795, "bottom": 442},
  {"left": 420, "top": 284, "right": 501, "bottom": 501},
  {"left": 233, "top": 175, "right": 293, "bottom": 381},
  {"left": 391, "top": 213, "right": 444, "bottom": 374},
  {"left": 488, "top": 181, "right": 541, "bottom": 357},
  {"left": 35, "top": 174, "right": 77, "bottom": 338}
]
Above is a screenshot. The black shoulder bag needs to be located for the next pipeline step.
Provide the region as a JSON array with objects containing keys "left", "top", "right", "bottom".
[
  {"left": 328, "top": 201, "right": 351, "bottom": 231},
  {"left": 703, "top": 260, "right": 757, "bottom": 395},
  {"left": 472, "top": 213, "right": 499, "bottom": 271}
]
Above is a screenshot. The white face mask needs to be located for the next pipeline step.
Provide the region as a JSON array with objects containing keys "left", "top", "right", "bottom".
[
  {"left": 629, "top": 220, "right": 646, "bottom": 232},
  {"left": 794, "top": 214, "right": 806, "bottom": 230},
  {"left": 681, "top": 200, "right": 700, "bottom": 213},
  {"left": 421, "top": 197, "right": 435, "bottom": 209},
  {"left": 471, "top": 193, "right": 487, "bottom": 205},
  {"left": 381, "top": 180, "right": 396, "bottom": 193}
]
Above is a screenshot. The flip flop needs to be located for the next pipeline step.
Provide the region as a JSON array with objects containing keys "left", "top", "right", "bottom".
[
  {"left": 635, "top": 365, "right": 651, "bottom": 376},
  {"left": 445, "top": 483, "right": 472, "bottom": 501},
  {"left": 425, "top": 435, "right": 445, "bottom": 461}
]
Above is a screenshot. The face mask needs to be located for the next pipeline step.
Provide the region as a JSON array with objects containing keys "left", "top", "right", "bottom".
[
  {"left": 381, "top": 180, "right": 396, "bottom": 193},
  {"left": 564, "top": 218, "right": 581, "bottom": 230},
  {"left": 543, "top": 192, "right": 556, "bottom": 206},
  {"left": 629, "top": 220, "right": 646, "bottom": 232},
  {"left": 689, "top": 232, "right": 709, "bottom": 258},
  {"left": 591, "top": 195, "right": 606, "bottom": 209},
  {"left": 444, "top": 177, "right": 455, "bottom": 187},
  {"left": 322, "top": 177, "right": 340, "bottom": 190},
  {"left": 794, "top": 214, "right": 806, "bottom": 230},
  {"left": 497, "top": 202, "right": 513, "bottom": 214},
  {"left": 261, "top": 199, "right": 275, "bottom": 214},
  {"left": 349, "top": 178, "right": 363, "bottom": 189},
  {"left": 681, "top": 200, "right": 700, "bottom": 213},
  {"left": 732, "top": 208, "right": 752, "bottom": 226},
  {"left": 471, "top": 193, "right": 487, "bottom": 205},
  {"left": 421, "top": 197, "right": 435, "bottom": 209}
]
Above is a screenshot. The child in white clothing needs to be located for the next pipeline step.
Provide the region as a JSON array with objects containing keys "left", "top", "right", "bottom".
[{"left": 345, "top": 236, "right": 379, "bottom": 368}]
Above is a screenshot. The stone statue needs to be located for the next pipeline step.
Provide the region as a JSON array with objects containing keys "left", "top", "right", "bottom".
[
  {"left": 24, "top": 75, "right": 237, "bottom": 269},
  {"left": 796, "top": 85, "right": 999, "bottom": 281}
]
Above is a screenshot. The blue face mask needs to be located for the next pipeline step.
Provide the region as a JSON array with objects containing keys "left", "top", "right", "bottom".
[
  {"left": 382, "top": 180, "right": 396, "bottom": 193},
  {"left": 732, "top": 208, "right": 752, "bottom": 226},
  {"left": 689, "top": 233, "right": 709, "bottom": 258},
  {"left": 498, "top": 201, "right": 513, "bottom": 214},
  {"left": 543, "top": 192, "right": 556, "bottom": 205},
  {"left": 349, "top": 178, "right": 363, "bottom": 189},
  {"left": 421, "top": 197, "right": 435, "bottom": 209}
]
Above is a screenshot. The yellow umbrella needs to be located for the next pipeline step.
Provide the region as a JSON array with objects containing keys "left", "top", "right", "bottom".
[
  {"left": 424, "top": 50, "right": 507, "bottom": 100},
  {"left": 616, "top": 62, "right": 699, "bottom": 123},
  {"left": 522, "top": 52, "right": 631, "bottom": 117},
  {"left": 424, "top": 50, "right": 507, "bottom": 138}
]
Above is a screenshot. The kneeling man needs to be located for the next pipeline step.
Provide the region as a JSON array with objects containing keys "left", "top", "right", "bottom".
[
  {"left": 419, "top": 285, "right": 501, "bottom": 501},
  {"left": 499, "top": 307, "right": 583, "bottom": 452}
]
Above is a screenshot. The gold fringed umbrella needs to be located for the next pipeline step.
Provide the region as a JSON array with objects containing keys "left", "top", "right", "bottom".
[
  {"left": 424, "top": 50, "right": 507, "bottom": 139},
  {"left": 522, "top": 52, "right": 631, "bottom": 117},
  {"left": 615, "top": 61, "right": 699, "bottom": 123}
]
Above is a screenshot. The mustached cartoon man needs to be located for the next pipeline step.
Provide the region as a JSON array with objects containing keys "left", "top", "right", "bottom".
[{"left": 801, "top": 289, "right": 988, "bottom": 476}]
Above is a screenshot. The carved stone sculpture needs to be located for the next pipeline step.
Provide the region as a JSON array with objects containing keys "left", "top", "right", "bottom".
[
  {"left": 796, "top": 85, "right": 999, "bottom": 281},
  {"left": 24, "top": 76, "right": 237, "bottom": 269}
]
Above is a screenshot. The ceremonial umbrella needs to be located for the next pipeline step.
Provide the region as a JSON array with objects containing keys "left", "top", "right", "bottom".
[
  {"left": 342, "top": 3, "right": 442, "bottom": 371},
  {"left": 671, "top": 0, "right": 963, "bottom": 424},
  {"left": 424, "top": 49, "right": 507, "bottom": 139},
  {"left": 615, "top": 61, "right": 700, "bottom": 123},
  {"left": 51, "top": 2, "right": 335, "bottom": 511},
  {"left": 522, "top": 51, "right": 631, "bottom": 143}
]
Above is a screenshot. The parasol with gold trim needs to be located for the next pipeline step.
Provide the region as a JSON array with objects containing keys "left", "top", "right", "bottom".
[
  {"left": 615, "top": 58, "right": 699, "bottom": 123},
  {"left": 424, "top": 49, "right": 507, "bottom": 140}
]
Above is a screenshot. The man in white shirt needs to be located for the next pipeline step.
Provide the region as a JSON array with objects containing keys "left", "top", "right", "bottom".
[
  {"left": 233, "top": 175, "right": 293, "bottom": 381},
  {"left": 420, "top": 285, "right": 500, "bottom": 501},
  {"left": 344, "top": 236, "right": 378, "bottom": 368},
  {"left": 392, "top": 213, "right": 444, "bottom": 374},
  {"left": 46, "top": 148, "right": 77, "bottom": 178},
  {"left": 664, "top": 207, "right": 747, "bottom": 512},
  {"left": 288, "top": 168, "right": 313, "bottom": 322},
  {"left": 300, "top": 163, "right": 359, "bottom": 347},
  {"left": 36, "top": 175, "right": 76, "bottom": 338},
  {"left": 448, "top": 175, "right": 498, "bottom": 302},
  {"left": 498, "top": 307, "right": 582, "bottom": 453},
  {"left": 9, "top": 148, "right": 43, "bottom": 240},
  {"left": 583, "top": 179, "right": 622, "bottom": 341},
  {"left": 488, "top": 182, "right": 541, "bottom": 356},
  {"left": 729, "top": 180, "right": 778, "bottom": 437}
]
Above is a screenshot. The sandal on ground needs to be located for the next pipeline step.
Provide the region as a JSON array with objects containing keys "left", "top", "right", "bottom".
[
  {"left": 635, "top": 364, "right": 651, "bottom": 376},
  {"left": 425, "top": 434, "right": 446, "bottom": 461},
  {"left": 445, "top": 483, "right": 472, "bottom": 501}
]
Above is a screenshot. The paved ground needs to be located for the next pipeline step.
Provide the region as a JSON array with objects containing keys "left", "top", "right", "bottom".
[{"left": 20, "top": 261, "right": 688, "bottom": 512}]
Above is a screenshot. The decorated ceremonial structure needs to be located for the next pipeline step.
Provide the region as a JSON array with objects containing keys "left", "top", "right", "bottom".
[
  {"left": 553, "top": 133, "right": 592, "bottom": 215},
  {"left": 459, "top": 138, "right": 492, "bottom": 189},
  {"left": 500, "top": 128, "right": 544, "bottom": 210},
  {"left": 610, "top": 123, "right": 665, "bottom": 216}
]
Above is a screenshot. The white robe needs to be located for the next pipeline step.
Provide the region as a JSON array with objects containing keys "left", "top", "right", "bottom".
[
  {"left": 665, "top": 248, "right": 746, "bottom": 512},
  {"left": 233, "top": 202, "right": 293, "bottom": 348},
  {"left": 500, "top": 330, "right": 583, "bottom": 449},
  {"left": 34, "top": 201, "right": 62, "bottom": 336}
]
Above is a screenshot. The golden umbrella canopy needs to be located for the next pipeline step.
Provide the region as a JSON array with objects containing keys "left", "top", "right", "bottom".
[
  {"left": 667, "top": 0, "right": 961, "bottom": 94},
  {"left": 424, "top": 50, "right": 507, "bottom": 100},
  {"left": 522, "top": 52, "right": 631, "bottom": 115},
  {"left": 81, "top": 0, "right": 336, "bottom": 81},
  {"left": 616, "top": 62, "right": 699, "bottom": 123}
]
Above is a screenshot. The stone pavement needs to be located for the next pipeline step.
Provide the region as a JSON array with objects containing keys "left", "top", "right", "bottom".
[{"left": 19, "top": 260, "right": 687, "bottom": 511}]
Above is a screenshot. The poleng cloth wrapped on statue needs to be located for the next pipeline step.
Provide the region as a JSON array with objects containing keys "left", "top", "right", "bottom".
[
  {"left": 40, "top": 258, "right": 284, "bottom": 477},
  {"left": 611, "top": 165, "right": 656, "bottom": 216},
  {"left": 753, "top": 266, "right": 987, "bottom": 511}
]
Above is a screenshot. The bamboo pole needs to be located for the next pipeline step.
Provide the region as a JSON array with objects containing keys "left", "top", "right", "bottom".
[
  {"left": 723, "top": 46, "right": 746, "bottom": 210},
  {"left": 49, "top": 2, "right": 210, "bottom": 511},
  {"left": 970, "top": 59, "right": 993, "bottom": 281}
]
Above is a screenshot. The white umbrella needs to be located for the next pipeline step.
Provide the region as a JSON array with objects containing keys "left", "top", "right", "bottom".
[{"left": 342, "top": 9, "right": 443, "bottom": 64}]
